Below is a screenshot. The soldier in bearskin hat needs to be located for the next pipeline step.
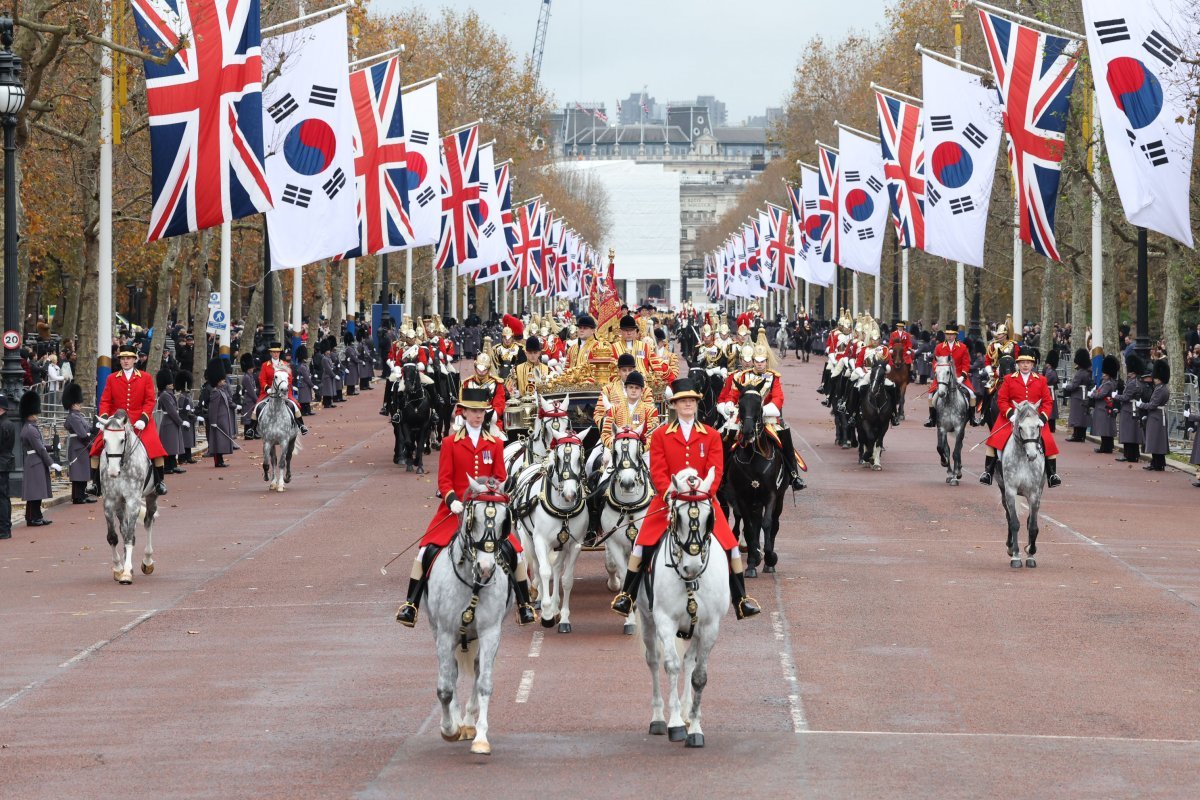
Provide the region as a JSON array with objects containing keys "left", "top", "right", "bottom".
[
  {"left": 20, "top": 391, "right": 59, "bottom": 526},
  {"left": 62, "top": 383, "right": 96, "bottom": 504},
  {"left": 204, "top": 358, "right": 237, "bottom": 467}
]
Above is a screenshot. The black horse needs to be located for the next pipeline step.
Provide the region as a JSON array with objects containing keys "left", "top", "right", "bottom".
[
  {"left": 386, "top": 363, "right": 432, "bottom": 473},
  {"left": 721, "top": 385, "right": 786, "bottom": 577},
  {"left": 856, "top": 362, "right": 897, "bottom": 470},
  {"left": 830, "top": 371, "right": 858, "bottom": 449},
  {"left": 676, "top": 320, "right": 700, "bottom": 364}
]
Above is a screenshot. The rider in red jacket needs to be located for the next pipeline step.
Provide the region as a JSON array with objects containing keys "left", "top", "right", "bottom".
[
  {"left": 88, "top": 349, "right": 169, "bottom": 496},
  {"left": 979, "top": 353, "right": 1061, "bottom": 487}
]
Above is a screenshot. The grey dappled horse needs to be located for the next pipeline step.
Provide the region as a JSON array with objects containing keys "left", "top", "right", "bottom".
[
  {"left": 933, "top": 355, "right": 969, "bottom": 486},
  {"left": 639, "top": 467, "right": 729, "bottom": 749},
  {"left": 599, "top": 426, "right": 653, "bottom": 635},
  {"left": 424, "top": 477, "right": 513, "bottom": 756},
  {"left": 98, "top": 411, "right": 159, "bottom": 584},
  {"left": 995, "top": 400, "right": 1046, "bottom": 569},
  {"left": 259, "top": 371, "right": 300, "bottom": 492}
]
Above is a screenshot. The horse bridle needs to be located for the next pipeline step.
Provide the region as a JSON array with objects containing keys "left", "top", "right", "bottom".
[
  {"left": 600, "top": 431, "right": 652, "bottom": 545},
  {"left": 538, "top": 435, "right": 588, "bottom": 546},
  {"left": 101, "top": 420, "right": 143, "bottom": 464},
  {"left": 452, "top": 488, "right": 510, "bottom": 651},
  {"left": 665, "top": 487, "right": 715, "bottom": 640}
]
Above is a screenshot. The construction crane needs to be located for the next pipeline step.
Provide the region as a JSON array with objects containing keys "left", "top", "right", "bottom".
[{"left": 529, "top": 0, "right": 552, "bottom": 150}]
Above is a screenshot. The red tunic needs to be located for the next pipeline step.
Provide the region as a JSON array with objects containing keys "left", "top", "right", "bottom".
[
  {"left": 89, "top": 369, "right": 168, "bottom": 460},
  {"left": 256, "top": 360, "right": 295, "bottom": 401},
  {"left": 888, "top": 330, "right": 914, "bottom": 364},
  {"left": 855, "top": 346, "right": 893, "bottom": 369},
  {"left": 928, "top": 339, "right": 974, "bottom": 393},
  {"left": 984, "top": 371, "right": 1059, "bottom": 456},
  {"left": 718, "top": 369, "right": 785, "bottom": 410},
  {"left": 634, "top": 421, "right": 737, "bottom": 550},
  {"left": 420, "top": 429, "right": 521, "bottom": 550}
]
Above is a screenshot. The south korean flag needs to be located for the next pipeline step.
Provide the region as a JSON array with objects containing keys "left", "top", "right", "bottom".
[
  {"left": 921, "top": 54, "right": 1003, "bottom": 268},
  {"left": 836, "top": 128, "right": 889, "bottom": 276},
  {"left": 400, "top": 81, "right": 441, "bottom": 248},
  {"left": 263, "top": 13, "right": 358, "bottom": 270},
  {"left": 1084, "top": 0, "right": 1196, "bottom": 247}
]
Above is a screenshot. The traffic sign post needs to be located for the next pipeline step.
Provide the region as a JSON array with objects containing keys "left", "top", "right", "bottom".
[{"left": 3, "top": 329, "right": 19, "bottom": 350}]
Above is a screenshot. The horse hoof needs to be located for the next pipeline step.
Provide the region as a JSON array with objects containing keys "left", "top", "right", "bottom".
[
  {"left": 141, "top": 563, "right": 154, "bottom": 575},
  {"left": 764, "top": 551, "right": 779, "bottom": 568},
  {"left": 558, "top": 622, "right": 572, "bottom": 634},
  {"left": 469, "top": 740, "right": 491, "bottom": 756},
  {"left": 539, "top": 615, "right": 557, "bottom": 629},
  {"left": 405, "top": 465, "right": 413, "bottom": 473},
  {"left": 685, "top": 733, "right": 705, "bottom": 748},
  {"left": 745, "top": 567, "right": 757, "bottom": 578},
  {"left": 949, "top": 478, "right": 959, "bottom": 486},
  {"left": 668, "top": 726, "right": 687, "bottom": 742},
  {"left": 118, "top": 572, "right": 133, "bottom": 585},
  {"left": 1010, "top": 558, "right": 1023, "bottom": 569},
  {"left": 871, "top": 464, "right": 882, "bottom": 471},
  {"left": 416, "top": 467, "right": 425, "bottom": 475},
  {"left": 458, "top": 725, "right": 476, "bottom": 741},
  {"left": 112, "top": 570, "right": 122, "bottom": 582},
  {"left": 1025, "top": 558, "right": 1037, "bottom": 568},
  {"left": 441, "top": 727, "right": 462, "bottom": 742},
  {"left": 623, "top": 623, "right": 636, "bottom": 636},
  {"left": 649, "top": 721, "right": 668, "bottom": 735},
  {"left": 393, "top": 456, "right": 401, "bottom": 465},
  {"left": 763, "top": 565, "right": 776, "bottom": 574}
]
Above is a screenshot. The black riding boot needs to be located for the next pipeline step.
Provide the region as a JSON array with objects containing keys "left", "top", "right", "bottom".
[
  {"left": 153, "top": 465, "right": 167, "bottom": 496},
  {"left": 611, "top": 558, "right": 644, "bottom": 616},
  {"left": 1046, "top": 458, "right": 1062, "bottom": 487},
  {"left": 500, "top": 539, "right": 536, "bottom": 625},
  {"left": 396, "top": 546, "right": 440, "bottom": 627},
  {"left": 979, "top": 455, "right": 996, "bottom": 485},
  {"left": 87, "top": 465, "right": 102, "bottom": 497},
  {"left": 294, "top": 415, "right": 309, "bottom": 435},
  {"left": 923, "top": 406, "right": 938, "bottom": 428},
  {"left": 729, "top": 569, "right": 761, "bottom": 620},
  {"left": 776, "top": 426, "right": 806, "bottom": 490}
]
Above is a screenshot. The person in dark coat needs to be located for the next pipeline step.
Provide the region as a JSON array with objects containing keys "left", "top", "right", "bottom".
[
  {"left": 204, "top": 358, "right": 236, "bottom": 467},
  {"left": 239, "top": 352, "right": 258, "bottom": 439},
  {"left": 358, "top": 333, "right": 373, "bottom": 391},
  {"left": 1061, "top": 348, "right": 1094, "bottom": 442},
  {"left": 319, "top": 339, "right": 337, "bottom": 408},
  {"left": 1116, "top": 354, "right": 1146, "bottom": 462},
  {"left": 175, "top": 372, "right": 197, "bottom": 463},
  {"left": 1090, "top": 354, "right": 1120, "bottom": 453},
  {"left": 1138, "top": 360, "right": 1170, "bottom": 471},
  {"left": 156, "top": 368, "right": 186, "bottom": 474},
  {"left": 1041, "top": 349, "right": 1060, "bottom": 432},
  {"left": 62, "top": 383, "right": 96, "bottom": 504},
  {"left": 19, "top": 391, "right": 57, "bottom": 526},
  {"left": 1187, "top": 389, "right": 1200, "bottom": 487},
  {"left": 328, "top": 336, "right": 345, "bottom": 402},
  {"left": 0, "top": 394, "right": 15, "bottom": 538},
  {"left": 343, "top": 333, "right": 359, "bottom": 395},
  {"left": 293, "top": 344, "right": 315, "bottom": 415}
]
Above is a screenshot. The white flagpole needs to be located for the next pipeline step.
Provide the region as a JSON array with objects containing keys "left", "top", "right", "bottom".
[
  {"left": 451, "top": 267, "right": 457, "bottom": 320},
  {"left": 431, "top": 253, "right": 439, "bottom": 316},
  {"left": 97, "top": 8, "right": 114, "bottom": 398},
  {"left": 873, "top": 275, "right": 881, "bottom": 318},
  {"left": 346, "top": 257, "right": 355, "bottom": 321},
  {"left": 852, "top": 273, "right": 859, "bottom": 316},
  {"left": 901, "top": 249, "right": 910, "bottom": 321},
  {"left": 220, "top": 222, "right": 232, "bottom": 359},
  {"left": 292, "top": 266, "right": 302, "bottom": 333},
  {"left": 1090, "top": 90, "right": 1104, "bottom": 352},
  {"left": 404, "top": 249, "right": 413, "bottom": 322},
  {"left": 953, "top": 14, "right": 967, "bottom": 329},
  {"left": 1012, "top": 199, "right": 1023, "bottom": 332}
]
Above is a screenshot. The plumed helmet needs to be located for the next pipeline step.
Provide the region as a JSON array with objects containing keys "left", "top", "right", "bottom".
[
  {"left": 156, "top": 367, "right": 173, "bottom": 392},
  {"left": 741, "top": 344, "right": 755, "bottom": 363},
  {"left": 503, "top": 314, "right": 524, "bottom": 338},
  {"left": 752, "top": 344, "right": 770, "bottom": 362},
  {"left": 1073, "top": 348, "right": 1090, "bottom": 370},
  {"left": 1124, "top": 353, "right": 1144, "bottom": 376},
  {"left": 701, "top": 323, "right": 713, "bottom": 338},
  {"left": 475, "top": 352, "right": 493, "bottom": 371},
  {"left": 19, "top": 389, "right": 41, "bottom": 419},
  {"left": 240, "top": 352, "right": 255, "bottom": 372},
  {"left": 1152, "top": 359, "right": 1170, "bottom": 383},
  {"left": 205, "top": 358, "right": 227, "bottom": 387},
  {"left": 736, "top": 324, "right": 750, "bottom": 337},
  {"left": 62, "top": 381, "right": 84, "bottom": 411},
  {"left": 1102, "top": 354, "right": 1120, "bottom": 378}
]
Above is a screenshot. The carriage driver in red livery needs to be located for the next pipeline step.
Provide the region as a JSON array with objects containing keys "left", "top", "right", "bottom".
[
  {"left": 979, "top": 352, "right": 1061, "bottom": 488},
  {"left": 610, "top": 378, "right": 762, "bottom": 621},
  {"left": 87, "top": 348, "right": 170, "bottom": 497},
  {"left": 395, "top": 386, "right": 536, "bottom": 628}
]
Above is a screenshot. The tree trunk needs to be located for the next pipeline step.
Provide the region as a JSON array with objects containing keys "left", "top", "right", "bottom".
[
  {"left": 315, "top": 260, "right": 329, "bottom": 327},
  {"left": 193, "top": 274, "right": 211, "bottom": 391},
  {"left": 920, "top": 256, "right": 934, "bottom": 327},
  {"left": 330, "top": 260, "right": 345, "bottom": 333},
  {"left": 242, "top": 279, "right": 264, "bottom": 357},
  {"left": 1102, "top": 229, "right": 1119, "bottom": 358},
  {"left": 1162, "top": 242, "right": 1185, "bottom": 400},
  {"left": 1040, "top": 257, "right": 1056, "bottom": 359},
  {"left": 937, "top": 262, "right": 949, "bottom": 326},
  {"left": 146, "top": 237, "right": 184, "bottom": 375},
  {"left": 61, "top": 264, "right": 84, "bottom": 346}
]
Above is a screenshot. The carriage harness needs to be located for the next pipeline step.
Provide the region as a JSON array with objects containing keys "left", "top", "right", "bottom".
[{"left": 450, "top": 487, "right": 510, "bottom": 652}]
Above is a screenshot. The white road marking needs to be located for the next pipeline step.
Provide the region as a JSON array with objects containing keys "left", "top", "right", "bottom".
[
  {"left": 801, "top": 729, "right": 1200, "bottom": 745},
  {"left": 59, "top": 609, "right": 157, "bottom": 668},
  {"left": 515, "top": 670, "right": 535, "bottom": 704},
  {"left": 771, "top": 578, "right": 809, "bottom": 733},
  {"left": 527, "top": 630, "right": 543, "bottom": 658}
]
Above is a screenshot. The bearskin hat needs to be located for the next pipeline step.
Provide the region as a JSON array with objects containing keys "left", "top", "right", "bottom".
[
  {"left": 156, "top": 367, "right": 173, "bottom": 392},
  {"left": 1101, "top": 354, "right": 1120, "bottom": 378},
  {"left": 19, "top": 390, "right": 40, "bottom": 419},
  {"left": 1046, "top": 348, "right": 1059, "bottom": 369},
  {"left": 1125, "top": 353, "right": 1144, "bottom": 376},
  {"left": 1073, "top": 348, "right": 1090, "bottom": 369},
  {"left": 324, "top": 335, "right": 338, "bottom": 352},
  {"left": 296, "top": 344, "right": 308, "bottom": 362},
  {"left": 239, "top": 352, "right": 255, "bottom": 372},
  {"left": 205, "top": 358, "right": 227, "bottom": 388},
  {"left": 1152, "top": 359, "right": 1170, "bottom": 383},
  {"left": 62, "top": 382, "right": 84, "bottom": 411},
  {"left": 174, "top": 371, "right": 190, "bottom": 392}
]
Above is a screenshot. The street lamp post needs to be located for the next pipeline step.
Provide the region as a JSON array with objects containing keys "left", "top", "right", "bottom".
[{"left": 0, "top": 15, "right": 25, "bottom": 404}]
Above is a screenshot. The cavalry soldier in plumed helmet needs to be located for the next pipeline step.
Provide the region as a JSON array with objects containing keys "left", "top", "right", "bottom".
[
  {"left": 396, "top": 386, "right": 536, "bottom": 627},
  {"left": 984, "top": 316, "right": 1020, "bottom": 393},
  {"left": 490, "top": 315, "right": 523, "bottom": 379},
  {"left": 456, "top": 352, "right": 506, "bottom": 437},
  {"left": 87, "top": 348, "right": 170, "bottom": 497},
  {"left": 611, "top": 378, "right": 761, "bottom": 620},
  {"left": 979, "top": 352, "right": 1062, "bottom": 488},
  {"left": 508, "top": 336, "right": 548, "bottom": 400},
  {"left": 717, "top": 343, "right": 807, "bottom": 490},
  {"left": 252, "top": 342, "right": 309, "bottom": 435},
  {"left": 923, "top": 322, "right": 978, "bottom": 428}
]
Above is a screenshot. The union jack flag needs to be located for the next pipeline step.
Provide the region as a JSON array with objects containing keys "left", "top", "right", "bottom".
[
  {"left": 132, "top": 0, "right": 272, "bottom": 242},
  {"left": 766, "top": 206, "right": 796, "bottom": 289},
  {"left": 341, "top": 56, "right": 412, "bottom": 258},
  {"left": 786, "top": 185, "right": 806, "bottom": 257},
  {"left": 506, "top": 199, "right": 544, "bottom": 291},
  {"left": 538, "top": 211, "right": 558, "bottom": 296},
  {"left": 979, "top": 10, "right": 1079, "bottom": 261},
  {"left": 473, "top": 162, "right": 514, "bottom": 284},
  {"left": 435, "top": 124, "right": 482, "bottom": 270},
  {"left": 817, "top": 146, "right": 840, "bottom": 267},
  {"left": 875, "top": 91, "right": 926, "bottom": 250},
  {"left": 704, "top": 253, "right": 719, "bottom": 300}
]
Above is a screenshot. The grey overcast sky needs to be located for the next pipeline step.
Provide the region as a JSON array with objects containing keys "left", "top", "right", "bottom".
[{"left": 370, "top": 0, "right": 890, "bottom": 124}]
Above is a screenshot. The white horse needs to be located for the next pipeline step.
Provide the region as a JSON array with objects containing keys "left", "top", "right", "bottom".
[
  {"left": 639, "top": 467, "right": 728, "bottom": 749},
  {"left": 424, "top": 477, "right": 513, "bottom": 756},
  {"left": 996, "top": 400, "right": 1046, "bottom": 569},
  {"left": 599, "top": 426, "right": 653, "bottom": 635},
  {"left": 503, "top": 393, "right": 572, "bottom": 485},
  {"left": 933, "top": 355, "right": 970, "bottom": 486},
  {"left": 98, "top": 411, "right": 160, "bottom": 584},
  {"left": 512, "top": 432, "right": 588, "bottom": 634},
  {"left": 259, "top": 371, "right": 300, "bottom": 492}
]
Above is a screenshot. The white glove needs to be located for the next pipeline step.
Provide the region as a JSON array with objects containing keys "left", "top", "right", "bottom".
[
  {"left": 983, "top": 365, "right": 993, "bottom": 378},
  {"left": 182, "top": 421, "right": 191, "bottom": 429},
  {"left": 717, "top": 401, "right": 736, "bottom": 418},
  {"left": 196, "top": 416, "right": 205, "bottom": 425},
  {"left": 94, "top": 419, "right": 104, "bottom": 429},
  {"left": 417, "top": 363, "right": 426, "bottom": 372},
  {"left": 1184, "top": 408, "right": 1191, "bottom": 419},
  {"left": 386, "top": 359, "right": 395, "bottom": 369},
  {"left": 1133, "top": 400, "right": 1142, "bottom": 410},
  {"left": 50, "top": 463, "right": 63, "bottom": 472},
  {"left": 851, "top": 367, "right": 866, "bottom": 382},
  {"left": 763, "top": 402, "right": 781, "bottom": 418},
  {"left": 449, "top": 500, "right": 464, "bottom": 515},
  {"left": 663, "top": 385, "right": 674, "bottom": 401},
  {"left": 540, "top": 355, "right": 549, "bottom": 364},
  {"left": 134, "top": 420, "right": 146, "bottom": 431}
]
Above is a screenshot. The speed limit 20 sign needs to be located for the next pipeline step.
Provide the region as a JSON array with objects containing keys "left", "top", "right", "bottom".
[{"left": 2, "top": 330, "right": 19, "bottom": 350}]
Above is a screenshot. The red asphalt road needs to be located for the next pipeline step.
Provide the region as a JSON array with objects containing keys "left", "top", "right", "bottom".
[{"left": 2, "top": 361, "right": 1199, "bottom": 799}]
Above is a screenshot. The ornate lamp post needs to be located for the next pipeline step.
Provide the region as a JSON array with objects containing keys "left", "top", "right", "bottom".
[{"left": 0, "top": 15, "right": 25, "bottom": 403}]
